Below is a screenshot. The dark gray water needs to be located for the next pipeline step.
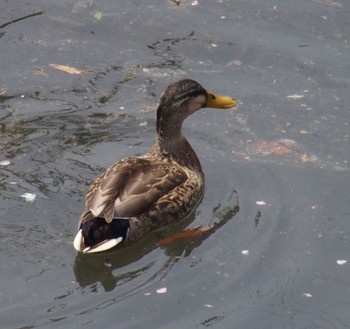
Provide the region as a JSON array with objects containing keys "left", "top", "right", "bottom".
[{"left": 1, "top": 0, "right": 350, "bottom": 328}]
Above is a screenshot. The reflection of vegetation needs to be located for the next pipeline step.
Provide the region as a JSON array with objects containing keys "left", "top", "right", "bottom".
[
  {"left": 0, "top": 100, "right": 148, "bottom": 199},
  {"left": 147, "top": 31, "right": 196, "bottom": 68}
]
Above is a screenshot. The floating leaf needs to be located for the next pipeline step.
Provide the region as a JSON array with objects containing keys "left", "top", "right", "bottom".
[
  {"left": 94, "top": 11, "right": 102, "bottom": 20},
  {"left": 49, "top": 64, "right": 83, "bottom": 75}
]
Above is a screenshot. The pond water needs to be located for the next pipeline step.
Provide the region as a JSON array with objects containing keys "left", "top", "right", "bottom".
[{"left": 1, "top": 0, "right": 350, "bottom": 328}]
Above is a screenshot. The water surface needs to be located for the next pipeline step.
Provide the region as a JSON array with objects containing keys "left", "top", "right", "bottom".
[{"left": 1, "top": 0, "right": 350, "bottom": 328}]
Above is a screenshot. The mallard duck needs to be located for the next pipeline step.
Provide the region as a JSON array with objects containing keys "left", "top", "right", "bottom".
[{"left": 73, "top": 79, "right": 237, "bottom": 253}]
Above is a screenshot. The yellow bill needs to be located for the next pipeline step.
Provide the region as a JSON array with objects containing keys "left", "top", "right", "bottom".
[{"left": 206, "top": 91, "right": 237, "bottom": 109}]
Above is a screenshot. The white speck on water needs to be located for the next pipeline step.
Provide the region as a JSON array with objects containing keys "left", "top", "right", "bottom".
[
  {"left": 220, "top": 15, "right": 226, "bottom": 19},
  {"left": 211, "top": 43, "right": 217, "bottom": 48},
  {"left": 20, "top": 94, "right": 25, "bottom": 98},
  {"left": 9, "top": 181, "right": 17, "bottom": 185},
  {"left": 191, "top": 0, "right": 199, "bottom": 6},
  {"left": 256, "top": 201, "right": 266, "bottom": 206},
  {"left": 119, "top": 106, "right": 124, "bottom": 110},
  {"left": 139, "top": 121, "right": 148, "bottom": 126},
  {"left": 0, "top": 160, "right": 11, "bottom": 166},
  {"left": 20, "top": 192, "right": 36, "bottom": 202},
  {"left": 241, "top": 250, "right": 249, "bottom": 255},
  {"left": 205, "top": 304, "right": 214, "bottom": 308},
  {"left": 144, "top": 292, "right": 152, "bottom": 296},
  {"left": 337, "top": 260, "right": 347, "bottom": 265},
  {"left": 303, "top": 293, "right": 312, "bottom": 298},
  {"left": 156, "top": 287, "right": 167, "bottom": 294}
]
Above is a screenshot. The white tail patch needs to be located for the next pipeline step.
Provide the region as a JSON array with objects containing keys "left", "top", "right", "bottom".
[
  {"left": 83, "top": 237, "right": 123, "bottom": 253},
  {"left": 73, "top": 229, "right": 84, "bottom": 252}
]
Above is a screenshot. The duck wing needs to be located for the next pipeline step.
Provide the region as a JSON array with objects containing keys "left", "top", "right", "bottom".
[{"left": 80, "top": 158, "right": 188, "bottom": 224}]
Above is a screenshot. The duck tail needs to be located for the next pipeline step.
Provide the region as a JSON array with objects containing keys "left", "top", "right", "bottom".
[{"left": 73, "top": 216, "right": 130, "bottom": 253}]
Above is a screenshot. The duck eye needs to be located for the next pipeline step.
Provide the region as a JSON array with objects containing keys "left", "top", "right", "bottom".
[{"left": 211, "top": 94, "right": 216, "bottom": 100}]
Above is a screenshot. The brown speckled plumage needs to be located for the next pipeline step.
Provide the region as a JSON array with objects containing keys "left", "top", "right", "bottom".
[{"left": 73, "top": 79, "right": 237, "bottom": 253}]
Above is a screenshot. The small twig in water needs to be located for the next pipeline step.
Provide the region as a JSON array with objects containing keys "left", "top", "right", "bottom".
[{"left": 0, "top": 11, "right": 44, "bottom": 29}]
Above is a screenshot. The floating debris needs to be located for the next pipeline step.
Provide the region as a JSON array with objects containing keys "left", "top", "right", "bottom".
[
  {"left": 287, "top": 94, "right": 305, "bottom": 99},
  {"left": 0, "top": 11, "right": 43, "bottom": 29},
  {"left": 311, "top": 0, "right": 342, "bottom": 8},
  {"left": 20, "top": 192, "right": 36, "bottom": 202},
  {"left": 191, "top": 0, "right": 199, "bottom": 6},
  {"left": 337, "top": 260, "right": 347, "bottom": 265},
  {"left": 256, "top": 201, "right": 266, "bottom": 206},
  {"left": 226, "top": 60, "right": 242, "bottom": 67},
  {"left": 255, "top": 209, "right": 262, "bottom": 227},
  {"left": 249, "top": 140, "right": 293, "bottom": 156},
  {"left": 93, "top": 11, "right": 102, "bottom": 21},
  {"left": 0, "top": 160, "right": 11, "bottom": 166},
  {"left": 204, "top": 304, "right": 214, "bottom": 308},
  {"left": 156, "top": 287, "right": 167, "bottom": 294},
  {"left": 33, "top": 66, "right": 49, "bottom": 77},
  {"left": 303, "top": 293, "right": 313, "bottom": 298},
  {"left": 241, "top": 250, "right": 249, "bottom": 255},
  {"left": 49, "top": 64, "right": 83, "bottom": 75}
]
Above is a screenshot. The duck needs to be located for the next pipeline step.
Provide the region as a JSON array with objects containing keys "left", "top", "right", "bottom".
[{"left": 73, "top": 79, "right": 237, "bottom": 253}]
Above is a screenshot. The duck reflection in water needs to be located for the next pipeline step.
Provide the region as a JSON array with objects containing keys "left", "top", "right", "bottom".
[{"left": 73, "top": 191, "right": 239, "bottom": 292}]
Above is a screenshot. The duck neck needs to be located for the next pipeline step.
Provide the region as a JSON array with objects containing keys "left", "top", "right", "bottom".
[
  {"left": 158, "top": 136, "right": 202, "bottom": 173},
  {"left": 155, "top": 124, "right": 202, "bottom": 173}
]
